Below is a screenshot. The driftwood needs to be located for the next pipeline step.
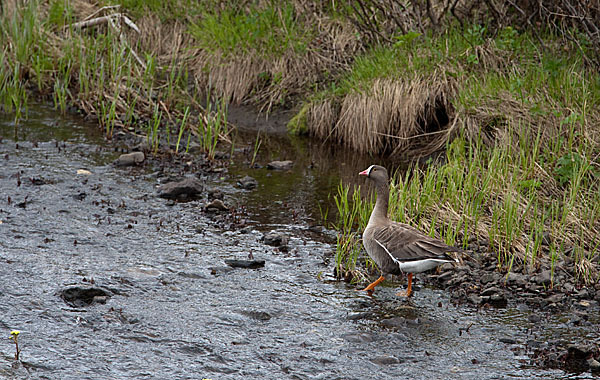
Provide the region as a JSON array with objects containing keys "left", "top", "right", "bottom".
[{"left": 67, "top": 7, "right": 145, "bottom": 69}]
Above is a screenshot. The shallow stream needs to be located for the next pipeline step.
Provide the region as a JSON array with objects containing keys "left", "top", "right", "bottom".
[{"left": 0, "top": 105, "right": 595, "bottom": 379}]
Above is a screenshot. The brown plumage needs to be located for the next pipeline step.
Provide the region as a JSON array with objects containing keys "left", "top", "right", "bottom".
[{"left": 359, "top": 165, "right": 460, "bottom": 297}]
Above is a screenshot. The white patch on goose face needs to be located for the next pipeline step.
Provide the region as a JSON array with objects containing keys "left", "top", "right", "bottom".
[{"left": 365, "top": 165, "right": 376, "bottom": 177}]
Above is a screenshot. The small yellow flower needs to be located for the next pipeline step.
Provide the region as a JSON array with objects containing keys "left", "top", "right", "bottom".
[{"left": 9, "top": 330, "right": 20, "bottom": 339}]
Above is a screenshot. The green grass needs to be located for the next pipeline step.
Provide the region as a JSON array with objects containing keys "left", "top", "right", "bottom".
[
  {"left": 103, "top": 0, "right": 197, "bottom": 21},
  {"left": 0, "top": 0, "right": 231, "bottom": 148},
  {"left": 198, "top": 92, "right": 229, "bottom": 160},
  {"left": 334, "top": 124, "right": 600, "bottom": 285},
  {"left": 189, "top": 2, "right": 312, "bottom": 58},
  {"left": 304, "top": 24, "right": 600, "bottom": 286}
]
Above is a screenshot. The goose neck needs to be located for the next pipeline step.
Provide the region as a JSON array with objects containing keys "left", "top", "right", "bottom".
[{"left": 369, "top": 180, "right": 389, "bottom": 223}]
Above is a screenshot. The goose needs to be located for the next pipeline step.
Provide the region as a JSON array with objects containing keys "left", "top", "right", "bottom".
[{"left": 358, "top": 164, "right": 460, "bottom": 297}]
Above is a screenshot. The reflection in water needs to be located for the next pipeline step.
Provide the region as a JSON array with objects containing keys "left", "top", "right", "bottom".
[{"left": 228, "top": 128, "right": 387, "bottom": 230}]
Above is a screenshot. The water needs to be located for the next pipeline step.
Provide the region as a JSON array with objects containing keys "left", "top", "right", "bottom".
[{"left": 0, "top": 104, "right": 584, "bottom": 379}]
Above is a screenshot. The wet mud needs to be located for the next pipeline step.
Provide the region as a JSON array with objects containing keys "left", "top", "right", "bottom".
[{"left": 0, "top": 104, "right": 598, "bottom": 379}]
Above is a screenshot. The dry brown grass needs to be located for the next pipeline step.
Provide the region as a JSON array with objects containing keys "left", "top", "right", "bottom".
[
  {"left": 307, "top": 72, "right": 458, "bottom": 158},
  {"left": 189, "top": 15, "right": 361, "bottom": 112}
]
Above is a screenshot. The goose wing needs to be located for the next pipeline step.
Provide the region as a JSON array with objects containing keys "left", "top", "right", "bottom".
[{"left": 372, "top": 222, "right": 460, "bottom": 262}]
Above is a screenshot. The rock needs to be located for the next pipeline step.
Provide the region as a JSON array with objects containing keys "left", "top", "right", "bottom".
[
  {"left": 209, "top": 266, "right": 234, "bottom": 276},
  {"left": 448, "top": 274, "right": 468, "bottom": 286},
  {"left": 224, "top": 259, "right": 265, "bottom": 269},
  {"left": 73, "top": 192, "right": 87, "bottom": 201},
  {"left": 240, "top": 310, "right": 271, "bottom": 321},
  {"left": 588, "top": 358, "right": 600, "bottom": 372},
  {"left": 576, "top": 288, "right": 590, "bottom": 299},
  {"left": 567, "top": 343, "right": 593, "bottom": 358},
  {"left": 208, "top": 188, "right": 223, "bottom": 200},
  {"left": 347, "top": 312, "right": 374, "bottom": 321},
  {"left": 505, "top": 272, "right": 527, "bottom": 287},
  {"left": 341, "top": 332, "right": 376, "bottom": 344},
  {"left": 158, "top": 177, "right": 203, "bottom": 199},
  {"left": 562, "top": 282, "right": 575, "bottom": 293},
  {"left": 263, "top": 231, "right": 289, "bottom": 247},
  {"left": 266, "top": 160, "right": 293, "bottom": 170},
  {"left": 436, "top": 271, "right": 454, "bottom": 283},
  {"left": 381, "top": 317, "right": 408, "bottom": 328},
  {"left": 481, "top": 286, "right": 502, "bottom": 297},
  {"left": 440, "top": 262, "right": 454, "bottom": 271},
  {"left": 535, "top": 270, "right": 552, "bottom": 286},
  {"left": 489, "top": 293, "right": 508, "bottom": 308},
  {"left": 467, "top": 294, "right": 483, "bottom": 305},
  {"left": 237, "top": 175, "right": 258, "bottom": 190},
  {"left": 499, "top": 337, "right": 517, "bottom": 344},
  {"left": 370, "top": 355, "right": 400, "bottom": 365},
  {"left": 205, "top": 199, "right": 229, "bottom": 212},
  {"left": 546, "top": 293, "right": 564, "bottom": 304},
  {"left": 565, "top": 344, "right": 594, "bottom": 372},
  {"left": 479, "top": 272, "right": 496, "bottom": 285},
  {"left": 114, "top": 152, "right": 145, "bottom": 166},
  {"left": 93, "top": 295, "right": 109, "bottom": 304},
  {"left": 60, "top": 286, "right": 112, "bottom": 307}
]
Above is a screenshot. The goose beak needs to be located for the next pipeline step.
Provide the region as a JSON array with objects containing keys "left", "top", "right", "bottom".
[{"left": 358, "top": 169, "right": 369, "bottom": 177}]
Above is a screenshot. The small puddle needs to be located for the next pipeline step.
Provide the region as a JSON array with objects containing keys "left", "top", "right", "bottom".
[{"left": 0, "top": 104, "right": 593, "bottom": 379}]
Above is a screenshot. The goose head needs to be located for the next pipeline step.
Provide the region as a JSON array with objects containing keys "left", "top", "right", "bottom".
[{"left": 358, "top": 165, "right": 388, "bottom": 184}]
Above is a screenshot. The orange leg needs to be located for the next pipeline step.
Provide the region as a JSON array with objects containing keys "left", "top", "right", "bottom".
[
  {"left": 360, "top": 275, "right": 385, "bottom": 294},
  {"left": 395, "top": 273, "right": 413, "bottom": 297}
]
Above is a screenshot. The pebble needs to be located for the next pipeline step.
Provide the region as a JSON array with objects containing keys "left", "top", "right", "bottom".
[
  {"left": 205, "top": 199, "right": 229, "bottom": 212},
  {"left": 114, "top": 152, "right": 145, "bottom": 166},
  {"left": 546, "top": 293, "right": 564, "bottom": 303},
  {"left": 208, "top": 188, "right": 224, "bottom": 200},
  {"left": 157, "top": 177, "right": 204, "bottom": 199},
  {"left": 479, "top": 273, "right": 496, "bottom": 285},
  {"left": 436, "top": 271, "right": 454, "bottom": 283},
  {"left": 489, "top": 293, "right": 508, "bottom": 308},
  {"left": 237, "top": 175, "right": 258, "bottom": 190},
  {"left": 381, "top": 317, "right": 409, "bottom": 328},
  {"left": 370, "top": 355, "right": 400, "bottom": 365},
  {"left": 588, "top": 358, "right": 600, "bottom": 372},
  {"left": 241, "top": 310, "right": 271, "bottom": 321},
  {"left": 224, "top": 259, "right": 265, "bottom": 269},
  {"left": 481, "top": 286, "right": 502, "bottom": 297},
  {"left": 266, "top": 160, "right": 293, "bottom": 170},
  {"left": 60, "top": 286, "right": 112, "bottom": 307},
  {"left": 567, "top": 343, "right": 593, "bottom": 358},
  {"left": 467, "top": 294, "right": 483, "bottom": 305},
  {"left": 263, "top": 231, "right": 289, "bottom": 247},
  {"left": 505, "top": 272, "right": 527, "bottom": 287},
  {"left": 535, "top": 270, "right": 552, "bottom": 286}
]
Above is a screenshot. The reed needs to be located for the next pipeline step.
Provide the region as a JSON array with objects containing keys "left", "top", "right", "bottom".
[
  {"left": 175, "top": 106, "right": 190, "bottom": 154},
  {"left": 333, "top": 118, "right": 600, "bottom": 285},
  {"left": 197, "top": 92, "right": 229, "bottom": 160}
]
